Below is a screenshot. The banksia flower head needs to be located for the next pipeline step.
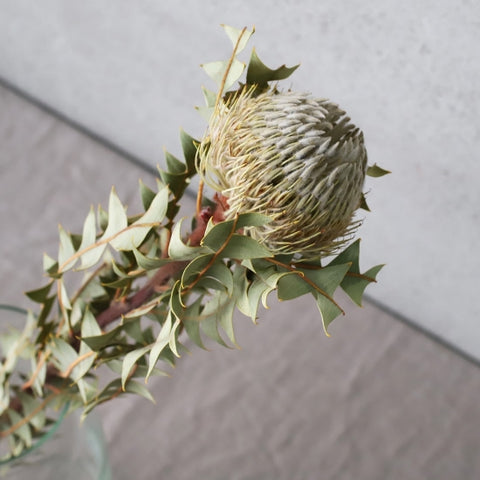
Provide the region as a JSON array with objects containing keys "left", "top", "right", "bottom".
[{"left": 198, "top": 87, "right": 368, "bottom": 258}]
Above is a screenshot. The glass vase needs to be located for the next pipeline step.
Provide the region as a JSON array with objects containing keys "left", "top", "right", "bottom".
[{"left": 0, "top": 305, "right": 112, "bottom": 479}]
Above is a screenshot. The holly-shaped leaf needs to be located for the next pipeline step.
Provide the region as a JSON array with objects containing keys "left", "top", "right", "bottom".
[
  {"left": 246, "top": 48, "right": 299, "bottom": 87},
  {"left": 329, "top": 240, "right": 384, "bottom": 306}
]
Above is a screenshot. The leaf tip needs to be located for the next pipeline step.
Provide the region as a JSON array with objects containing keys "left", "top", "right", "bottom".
[{"left": 322, "top": 324, "right": 332, "bottom": 338}]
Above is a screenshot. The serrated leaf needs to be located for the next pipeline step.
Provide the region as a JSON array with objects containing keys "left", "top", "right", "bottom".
[
  {"left": 124, "top": 379, "right": 155, "bottom": 403},
  {"left": 104, "top": 187, "right": 128, "bottom": 237},
  {"left": 277, "top": 272, "right": 310, "bottom": 300},
  {"left": 50, "top": 338, "right": 78, "bottom": 374},
  {"left": 58, "top": 279, "right": 72, "bottom": 311},
  {"left": 180, "top": 129, "right": 199, "bottom": 173},
  {"left": 68, "top": 352, "right": 96, "bottom": 383},
  {"left": 43, "top": 253, "right": 58, "bottom": 275},
  {"left": 303, "top": 263, "right": 352, "bottom": 296},
  {"left": 80, "top": 308, "right": 102, "bottom": 340},
  {"left": 197, "top": 104, "right": 215, "bottom": 121},
  {"left": 164, "top": 150, "right": 185, "bottom": 174},
  {"left": 232, "top": 266, "right": 252, "bottom": 317},
  {"left": 139, "top": 179, "right": 156, "bottom": 210},
  {"left": 110, "top": 185, "right": 168, "bottom": 251},
  {"left": 158, "top": 170, "right": 187, "bottom": 199},
  {"left": 329, "top": 240, "right": 361, "bottom": 273},
  {"left": 132, "top": 247, "right": 170, "bottom": 271},
  {"left": 77, "top": 207, "right": 98, "bottom": 270},
  {"left": 201, "top": 86, "right": 217, "bottom": 108},
  {"left": 75, "top": 208, "right": 109, "bottom": 271},
  {"left": 197, "top": 262, "right": 233, "bottom": 295},
  {"left": 146, "top": 311, "right": 174, "bottom": 381},
  {"left": 236, "top": 212, "right": 272, "bottom": 229},
  {"left": 182, "top": 296, "right": 206, "bottom": 349},
  {"left": 69, "top": 300, "right": 84, "bottom": 328},
  {"left": 272, "top": 260, "right": 352, "bottom": 335},
  {"left": 166, "top": 283, "right": 183, "bottom": 357},
  {"left": 246, "top": 277, "right": 269, "bottom": 323},
  {"left": 121, "top": 345, "right": 152, "bottom": 389},
  {"left": 25, "top": 281, "right": 54, "bottom": 303},
  {"left": 201, "top": 58, "right": 246, "bottom": 94},
  {"left": 201, "top": 60, "right": 228, "bottom": 85},
  {"left": 158, "top": 150, "right": 189, "bottom": 198},
  {"left": 201, "top": 312, "right": 229, "bottom": 348},
  {"left": 221, "top": 24, "right": 254, "bottom": 54},
  {"left": 217, "top": 295, "right": 237, "bottom": 347},
  {"left": 110, "top": 259, "right": 128, "bottom": 279},
  {"left": 58, "top": 225, "right": 77, "bottom": 272},
  {"left": 75, "top": 244, "right": 107, "bottom": 272},
  {"left": 82, "top": 379, "right": 124, "bottom": 415},
  {"left": 36, "top": 295, "right": 56, "bottom": 327},
  {"left": 328, "top": 240, "right": 383, "bottom": 305},
  {"left": 359, "top": 193, "right": 370, "bottom": 211},
  {"left": 246, "top": 48, "right": 299, "bottom": 86},
  {"left": 97, "top": 204, "right": 109, "bottom": 231},
  {"left": 314, "top": 291, "right": 344, "bottom": 336},
  {"left": 181, "top": 254, "right": 214, "bottom": 287},
  {"left": 62, "top": 310, "right": 101, "bottom": 382},
  {"left": 168, "top": 316, "right": 182, "bottom": 358},
  {"left": 102, "top": 277, "right": 137, "bottom": 288},
  {"left": 259, "top": 271, "right": 293, "bottom": 309},
  {"left": 366, "top": 164, "right": 391, "bottom": 177},
  {"left": 202, "top": 214, "right": 272, "bottom": 255},
  {"left": 217, "top": 235, "right": 273, "bottom": 260},
  {"left": 123, "top": 295, "right": 164, "bottom": 319},
  {"left": 122, "top": 318, "right": 145, "bottom": 344},
  {"left": 77, "top": 279, "right": 107, "bottom": 305},
  {"left": 169, "top": 218, "right": 208, "bottom": 260},
  {"left": 75, "top": 188, "right": 127, "bottom": 270},
  {"left": 340, "top": 264, "right": 384, "bottom": 306},
  {"left": 201, "top": 219, "right": 234, "bottom": 250},
  {"left": 276, "top": 262, "right": 350, "bottom": 315},
  {"left": 128, "top": 363, "right": 170, "bottom": 379},
  {"left": 169, "top": 280, "right": 184, "bottom": 321},
  {"left": 203, "top": 214, "right": 271, "bottom": 247}
]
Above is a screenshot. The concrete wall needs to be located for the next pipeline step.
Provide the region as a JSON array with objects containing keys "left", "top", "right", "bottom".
[{"left": 1, "top": 1, "right": 479, "bottom": 359}]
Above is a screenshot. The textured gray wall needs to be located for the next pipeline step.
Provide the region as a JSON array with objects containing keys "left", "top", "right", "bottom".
[{"left": 1, "top": 1, "right": 479, "bottom": 359}]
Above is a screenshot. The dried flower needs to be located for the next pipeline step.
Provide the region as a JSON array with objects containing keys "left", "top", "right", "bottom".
[{"left": 197, "top": 88, "right": 368, "bottom": 257}]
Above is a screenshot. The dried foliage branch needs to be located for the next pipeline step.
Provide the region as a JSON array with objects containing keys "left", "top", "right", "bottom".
[{"left": 0, "top": 25, "right": 389, "bottom": 461}]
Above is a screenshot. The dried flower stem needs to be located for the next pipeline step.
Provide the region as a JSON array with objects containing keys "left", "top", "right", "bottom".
[{"left": 96, "top": 200, "right": 223, "bottom": 329}]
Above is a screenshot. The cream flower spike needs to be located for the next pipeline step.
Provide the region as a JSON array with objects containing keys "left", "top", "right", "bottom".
[{"left": 198, "top": 85, "right": 368, "bottom": 258}]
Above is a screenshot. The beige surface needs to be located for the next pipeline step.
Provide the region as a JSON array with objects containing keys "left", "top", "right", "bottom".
[{"left": 1, "top": 84, "right": 480, "bottom": 479}]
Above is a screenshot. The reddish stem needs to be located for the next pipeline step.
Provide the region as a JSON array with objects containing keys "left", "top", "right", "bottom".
[{"left": 96, "top": 200, "right": 225, "bottom": 329}]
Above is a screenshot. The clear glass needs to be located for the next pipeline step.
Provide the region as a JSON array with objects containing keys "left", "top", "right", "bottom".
[
  {"left": 0, "top": 408, "right": 111, "bottom": 479},
  {"left": 0, "top": 305, "right": 112, "bottom": 479}
]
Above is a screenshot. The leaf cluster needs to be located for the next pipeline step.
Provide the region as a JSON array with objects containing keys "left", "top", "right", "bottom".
[
  {"left": 0, "top": 25, "right": 388, "bottom": 461},
  {"left": 0, "top": 130, "right": 199, "bottom": 459}
]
